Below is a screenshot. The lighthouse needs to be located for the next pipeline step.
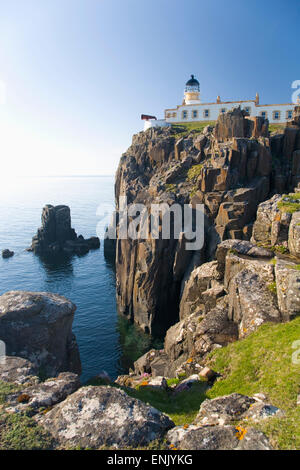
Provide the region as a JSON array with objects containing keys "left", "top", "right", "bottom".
[{"left": 184, "top": 74, "right": 201, "bottom": 105}]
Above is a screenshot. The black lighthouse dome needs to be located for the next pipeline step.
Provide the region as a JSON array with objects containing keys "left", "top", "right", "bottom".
[{"left": 185, "top": 74, "right": 200, "bottom": 92}]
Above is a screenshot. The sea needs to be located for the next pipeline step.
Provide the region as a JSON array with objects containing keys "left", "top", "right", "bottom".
[{"left": 0, "top": 175, "right": 161, "bottom": 382}]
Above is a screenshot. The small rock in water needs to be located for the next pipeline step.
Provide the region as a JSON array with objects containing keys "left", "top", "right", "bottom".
[{"left": 2, "top": 249, "right": 14, "bottom": 259}]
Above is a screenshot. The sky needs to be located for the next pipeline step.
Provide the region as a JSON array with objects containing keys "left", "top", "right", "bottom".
[{"left": 0, "top": 0, "right": 299, "bottom": 177}]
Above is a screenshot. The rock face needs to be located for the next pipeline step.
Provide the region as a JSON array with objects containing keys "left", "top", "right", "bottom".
[
  {"left": 132, "top": 235, "right": 299, "bottom": 378},
  {"left": 37, "top": 385, "right": 174, "bottom": 449},
  {"left": 0, "top": 291, "right": 81, "bottom": 377},
  {"left": 30, "top": 204, "right": 100, "bottom": 255},
  {"left": 113, "top": 107, "right": 300, "bottom": 334}
]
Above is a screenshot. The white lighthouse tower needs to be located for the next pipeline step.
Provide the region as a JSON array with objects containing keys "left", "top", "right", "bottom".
[{"left": 184, "top": 74, "right": 201, "bottom": 105}]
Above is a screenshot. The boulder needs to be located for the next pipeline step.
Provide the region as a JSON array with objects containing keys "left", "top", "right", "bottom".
[
  {"left": 0, "top": 356, "right": 38, "bottom": 385},
  {"left": 173, "top": 374, "right": 200, "bottom": 393},
  {"left": 251, "top": 195, "right": 283, "bottom": 246},
  {"left": 6, "top": 372, "right": 80, "bottom": 413},
  {"left": 2, "top": 249, "right": 14, "bottom": 259},
  {"left": 193, "top": 301, "right": 238, "bottom": 356},
  {"left": 216, "top": 239, "right": 273, "bottom": 277},
  {"left": 0, "top": 291, "right": 81, "bottom": 377},
  {"left": 179, "top": 261, "right": 222, "bottom": 319},
  {"left": 288, "top": 211, "right": 300, "bottom": 257},
  {"left": 275, "top": 258, "right": 300, "bottom": 320},
  {"left": 194, "top": 393, "right": 256, "bottom": 426},
  {"left": 243, "top": 402, "right": 284, "bottom": 422},
  {"left": 228, "top": 269, "right": 281, "bottom": 338},
  {"left": 36, "top": 386, "right": 174, "bottom": 449},
  {"left": 167, "top": 425, "right": 272, "bottom": 450},
  {"left": 224, "top": 252, "right": 275, "bottom": 289}
]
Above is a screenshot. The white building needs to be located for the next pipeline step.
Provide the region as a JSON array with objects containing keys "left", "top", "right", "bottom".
[{"left": 143, "top": 75, "right": 298, "bottom": 130}]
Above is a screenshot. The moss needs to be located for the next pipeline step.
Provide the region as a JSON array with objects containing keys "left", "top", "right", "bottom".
[
  {"left": 267, "top": 282, "right": 277, "bottom": 294},
  {"left": 270, "top": 258, "right": 277, "bottom": 266},
  {"left": 207, "top": 317, "right": 300, "bottom": 450}
]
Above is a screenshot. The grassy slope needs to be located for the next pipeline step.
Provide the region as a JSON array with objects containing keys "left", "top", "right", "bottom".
[
  {"left": 126, "top": 381, "right": 208, "bottom": 426},
  {"left": 0, "top": 381, "right": 54, "bottom": 450},
  {"left": 171, "top": 121, "right": 215, "bottom": 139},
  {"left": 1, "top": 318, "right": 299, "bottom": 449},
  {"left": 207, "top": 317, "right": 300, "bottom": 450}
]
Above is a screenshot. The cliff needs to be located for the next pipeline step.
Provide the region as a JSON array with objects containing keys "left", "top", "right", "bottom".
[{"left": 113, "top": 107, "right": 300, "bottom": 335}]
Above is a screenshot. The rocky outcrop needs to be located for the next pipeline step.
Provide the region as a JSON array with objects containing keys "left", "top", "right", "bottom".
[
  {"left": 166, "top": 392, "right": 281, "bottom": 450},
  {"left": 36, "top": 386, "right": 174, "bottom": 449},
  {"left": 6, "top": 372, "right": 80, "bottom": 414},
  {"left": 194, "top": 393, "right": 283, "bottom": 426},
  {"left": 30, "top": 204, "right": 100, "bottom": 255},
  {"left": 114, "top": 107, "right": 300, "bottom": 334},
  {"left": 0, "top": 291, "right": 81, "bottom": 377},
  {"left": 0, "top": 356, "right": 38, "bottom": 385},
  {"left": 131, "top": 236, "right": 300, "bottom": 378}
]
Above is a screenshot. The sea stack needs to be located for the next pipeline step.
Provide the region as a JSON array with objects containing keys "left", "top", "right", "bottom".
[{"left": 30, "top": 204, "right": 100, "bottom": 255}]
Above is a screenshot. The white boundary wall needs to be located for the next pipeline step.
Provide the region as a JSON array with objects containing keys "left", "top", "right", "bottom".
[{"left": 165, "top": 101, "right": 296, "bottom": 124}]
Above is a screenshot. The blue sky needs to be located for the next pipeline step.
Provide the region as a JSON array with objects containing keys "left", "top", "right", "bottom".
[{"left": 0, "top": 0, "right": 299, "bottom": 176}]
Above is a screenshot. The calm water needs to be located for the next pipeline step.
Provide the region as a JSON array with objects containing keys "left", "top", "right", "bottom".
[{"left": 0, "top": 176, "right": 160, "bottom": 382}]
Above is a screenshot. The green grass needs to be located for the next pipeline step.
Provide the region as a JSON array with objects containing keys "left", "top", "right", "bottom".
[
  {"left": 0, "top": 380, "right": 21, "bottom": 404},
  {"left": 207, "top": 317, "right": 300, "bottom": 449},
  {"left": 287, "top": 264, "right": 300, "bottom": 270},
  {"left": 278, "top": 193, "right": 300, "bottom": 214},
  {"left": 0, "top": 380, "right": 54, "bottom": 450},
  {"left": 171, "top": 121, "right": 215, "bottom": 140},
  {"left": 269, "top": 124, "right": 286, "bottom": 134},
  {"left": 187, "top": 164, "right": 203, "bottom": 182},
  {"left": 125, "top": 382, "right": 208, "bottom": 426},
  {"left": 165, "top": 183, "right": 177, "bottom": 193},
  {"left": 0, "top": 412, "right": 54, "bottom": 450}
]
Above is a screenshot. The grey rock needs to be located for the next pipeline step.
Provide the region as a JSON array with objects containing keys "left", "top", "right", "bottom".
[
  {"left": 0, "top": 291, "right": 81, "bottom": 377},
  {"left": 179, "top": 261, "right": 222, "bottom": 319},
  {"left": 228, "top": 269, "right": 281, "bottom": 338},
  {"left": 6, "top": 372, "right": 80, "bottom": 413},
  {"left": 0, "top": 356, "right": 38, "bottom": 385},
  {"left": 167, "top": 424, "right": 272, "bottom": 450},
  {"left": 30, "top": 205, "right": 100, "bottom": 256},
  {"left": 242, "top": 402, "right": 284, "bottom": 422},
  {"left": 216, "top": 239, "right": 273, "bottom": 277},
  {"left": 37, "top": 386, "right": 174, "bottom": 449},
  {"left": 195, "top": 393, "right": 256, "bottom": 426},
  {"left": 288, "top": 211, "right": 300, "bottom": 257},
  {"left": 275, "top": 258, "right": 300, "bottom": 320}
]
